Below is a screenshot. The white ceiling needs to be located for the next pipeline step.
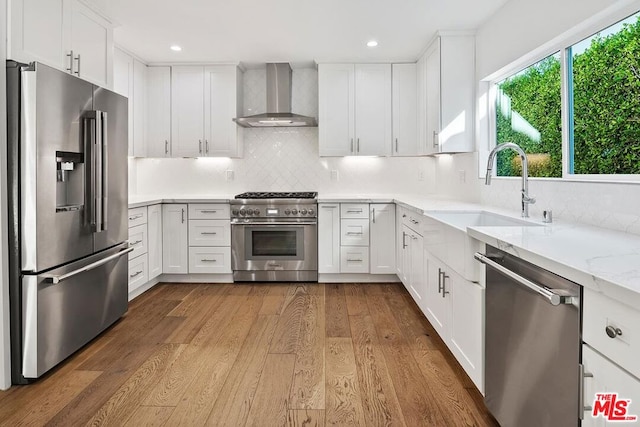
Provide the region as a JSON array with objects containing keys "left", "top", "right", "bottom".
[{"left": 100, "top": 0, "right": 511, "bottom": 65}]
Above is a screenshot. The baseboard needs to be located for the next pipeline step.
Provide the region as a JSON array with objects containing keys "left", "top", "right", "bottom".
[
  {"left": 158, "top": 273, "right": 234, "bottom": 283},
  {"left": 318, "top": 273, "right": 400, "bottom": 283},
  {"left": 128, "top": 276, "right": 161, "bottom": 301}
]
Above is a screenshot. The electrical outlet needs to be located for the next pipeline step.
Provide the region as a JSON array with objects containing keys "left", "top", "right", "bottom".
[
  {"left": 225, "top": 170, "right": 234, "bottom": 181},
  {"left": 330, "top": 170, "right": 339, "bottom": 181},
  {"left": 458, "top": 170, "right": 466, "bottom": 183}
]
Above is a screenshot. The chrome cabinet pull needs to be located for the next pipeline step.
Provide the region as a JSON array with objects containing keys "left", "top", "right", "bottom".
[
  {"left": 200, "top": 232, "right": 217, "bottom": 235},
  {"left": 66, "top": 50, "right": 74, "bottom": 73},
  {"left": 372, "top": 208, "right": 376, "bottom": 223},
  {"left": 200, "top": 210, "right": 217, "bottom": 213},
  {"left": 74, "top": 54, "right": 81, "bottom": 76},
  {"left": 433, "top": 130, "right": 438, "bottom": 148},
  {"left": 579, "top": 364, "right": 594, "bottom": 419},
  {"left": 128, "top": 213, "right": 143, "bottom": 221},
  {"left": 395, "top": 138, "right": 398, "bottom": 152},
  {"left": 438, "top": 268, "right": 444, "bottom": 294},
  {"left": 129, "top": 239, "right": 143, "bottom": 246},
  {"left": 206, "top": 140, "right": 209, "bottom": 154},
  {"left": 346, "top": 231, "right": 363, "bottom": 235},
  {"left": 357, "top": 138, "right": 360, "bottom": 153},
  {"left": 130, "top": 270, "right": 143, "bottom": 278},
  {"left": 199, "top": 140, "right": 203, "bottom": 154},
  {"left": 181, "top": 208, "right": 185, "bottom": 223},
  {"left": 350, "top": 138, "right": 354, "bottom": 153},
  {"left": 347, "top": 259, "right": 363, "bottom": 262},
  {"left": 165, "top": 140, "right": 169, "bottom": 155},
  {"left": 441, "top": 271, "right": 450, "bottom": 297},
  {"left": 474, "top": 252, "right": 573, "bottom": 306},
  {"left": 201, "top": 259, "right": 217, "bottom": 262},
  {"left": 347, "top": 209, "right": 362, "bottom": 213},
  {"left": 402, "top": 232, "right": 407, "bottom": 249}
]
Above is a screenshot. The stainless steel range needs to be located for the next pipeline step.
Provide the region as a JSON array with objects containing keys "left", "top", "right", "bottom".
[{"left": 230, "top": 192, "right": 318, "bottom": 282}]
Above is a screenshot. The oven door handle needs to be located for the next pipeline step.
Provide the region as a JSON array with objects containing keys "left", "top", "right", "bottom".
[
  {"left": 231, "top": 221, "right": 317, "bottom": 226},
  {"left": 474, "top": 252, "right": 572, "bottom": 306}
]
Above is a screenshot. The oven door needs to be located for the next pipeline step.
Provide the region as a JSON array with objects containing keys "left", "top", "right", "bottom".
[{"left": 231, "top": 220, "right": 317, "bottom": 272}]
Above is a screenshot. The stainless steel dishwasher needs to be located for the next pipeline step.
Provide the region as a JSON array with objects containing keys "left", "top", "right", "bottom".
[{"left": 475, "top": 246, "right": 581, "bottom": 427}]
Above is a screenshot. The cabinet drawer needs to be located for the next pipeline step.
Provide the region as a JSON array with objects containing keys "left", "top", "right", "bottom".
[
  {"left": 188, "top": 204, "right": 230, "bottom": 220},
  {"left": 341, "top": 204, "right": 369, "bottom": 219},
  {"left": 188, "top": 247, "right": 231, "bottom": 274},
  {"left": 584, "top": 288, "right": 640, "bottom": 379},
  {"left": 340, "top": 246, "right": 370, "bottom": 273},
  {"left": 188, "top": 220, "right": 230, "bottom": 246},
  {"left": 341, "top": 219, "right": 370, "bottom": 246},
  {"left": 128, "top": 254, "right": 149, "bottom": 293},
  {"left": 401, "top": 210, "right": 423, "bottom": 231},
  {"left": 128, "top": 207, "right": 147, "bottom": 228},
  {"left": 128, "top": 224, "right": 148, "bottom": 260}
]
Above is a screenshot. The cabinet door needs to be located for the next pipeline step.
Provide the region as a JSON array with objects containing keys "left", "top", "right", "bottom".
[
  {"left": 400, "top": 224, "right": 411, "bottom": 287},
  {"left": 162, "top": 204, "right": 188, "bottom": 274},
  {"left": 132, "top": 59, "right": 146, "bottom": 157},
  {"left": 147, "top": 204, "right": 163, "bottom": 280},
  {"left": 424, "top": 39, "right": 441, "bottom": 155},
  {"left": 69, "top": 0, "right": 112, "bottom": 88},
  {"left": 188, "top": 247, "right": 231, "bottom": 274},
  {"left": 582, "top": 345, "right": 640, "bottom": 426},
  {"left": 113, "top": 48, "right": 133, "bottom": 155},
  {"left": 448, "top": 271, "right": 484, "bottom": 392},
  {"left": 370, "top": 204, "right": 396, "bottom": 274},
  {"left": 146, "top": 66, "right": 172, "bottom": 157},
  {"left": 409, "top": 233, "right": 424, "bottom": 305},
  {"left": 354, "top": 64, "right": 392, "bottom": 156},
  {"left": 188, "top": 220, "right": 230, "bottom": 247},
  {"left": 128, "top": 224, "right": 147, "bottom": 260},
  {"left": 392, "top": 64, "right": 419, "bottom": 156},
  {"left": 424, "top": 253, "right": 447, "bottom": 338},
  {"left": 318, "top": 204, "right": 340, "bottom": 273},
  {"left": 318, "top": 64, "right": 355, "bottom": 156},
  {"left": 416, "top": 53, "right": 428, "bottom": 154},
  {"left": 341, "top": 219, "right": 369, "bottom": 246},
  {"left": 204, "top": 66, "right": 240, "bottom": 157},
  {"left": 8, "top": 0, "right": 68, "bottom": 70},
  {"left": 340, "top": 246, "right": 369, "bottom": 273},
  {"left": 171, "top": 66, "right": 204, "bottom": 157}
]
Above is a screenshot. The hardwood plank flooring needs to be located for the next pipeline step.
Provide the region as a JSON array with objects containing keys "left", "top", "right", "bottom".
[{"left": 0, "top": 282, "right": 497, "bottom": 426}]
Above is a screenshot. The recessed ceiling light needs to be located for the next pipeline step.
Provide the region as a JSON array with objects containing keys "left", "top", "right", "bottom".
[
  {"left": 170, "top": 45, "right": 182, "bottom": 52},
  {"left": 367, "top": 40, "right": 378, "bottom": 47}
]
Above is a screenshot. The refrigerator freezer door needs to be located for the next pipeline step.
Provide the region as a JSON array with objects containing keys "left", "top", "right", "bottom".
[
  {"left": 92, "top": 86, "right": 128, "bottom": 253},
  {"left": 20, "top": 63, "right": 95, "bottom": 272},
  {"left": 22, "top": 243, "right": 131, "bottom": 379}
]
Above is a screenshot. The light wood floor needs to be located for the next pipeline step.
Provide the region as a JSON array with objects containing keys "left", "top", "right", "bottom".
[{"left": 0, "top": 282, "right": 498, "bottom": 426}]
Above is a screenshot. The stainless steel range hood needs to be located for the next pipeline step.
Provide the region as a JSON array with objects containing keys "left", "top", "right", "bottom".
[{"left": 233, "top": 63, "right": 317, "bottom": 128}]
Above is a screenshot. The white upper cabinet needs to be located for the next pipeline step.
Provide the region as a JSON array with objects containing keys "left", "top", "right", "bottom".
[
  {"left": 204, "top": 66, "right": 243, "bottom": 157},
  {"left": 423, "top": 33, "right": 475, "bottom": 155},
  {"left": 113, "top": 48, "right": 146, "bottom": 157},
  {"left": 318, "top": 63, "right": 391, "bottom": 156},
  {"left": 392, "top": 63, "right": 419, "bottom": 156},
  {"left": 8, "top": 0, "right": 114, "bottom": 88},
  {"left": 171, "top": 65, "right": 242, "bottom": 158},
  {"left": 146, "top": 66, "right": 172, "bottom": 157}
]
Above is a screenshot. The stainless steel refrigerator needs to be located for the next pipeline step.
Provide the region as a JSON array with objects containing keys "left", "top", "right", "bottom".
[{"left": 6, "top": 61, "right": 131, "bottom": 383}]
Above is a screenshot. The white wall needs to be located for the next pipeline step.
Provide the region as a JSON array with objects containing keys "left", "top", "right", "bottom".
[
  {"left": 133, "top": 68, "right": 437, "bottom": 197},
  {"left": 0, "top": 0, "right": 12, "bottom": 390},
  {"left": 436, "top": 0, "right": 640, "bottom": 235}
]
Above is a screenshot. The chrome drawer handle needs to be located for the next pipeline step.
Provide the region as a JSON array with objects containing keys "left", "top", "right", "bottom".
[
  {"left": 605, "top": 326, "right": 623, "bottom": 338},
  {"left": 130, "top": 270, "right": 143, "bottom": 278},
  {"left": 347, "top": 259, "right": 363, "bottom": 262},
  {"left": 346, "top": 232, "right": 363, "bottom": 235},
  {"left": 200, "top": 210, "right": 218, "bottom": 213},
  {"left": 200, "top": 232, "right": 218, "bottom": 235},
  {"left": 129, "top": 240, "right": 143, "bottom": 246},
  {"left": 201, "top": 259, "right": 217, "bottom": 262},
  {"left": 347, "top": 209, "right": 363, "bottom": 213},
  {"left": 129, "top": 214, "right": 143, "bottom": 220}
]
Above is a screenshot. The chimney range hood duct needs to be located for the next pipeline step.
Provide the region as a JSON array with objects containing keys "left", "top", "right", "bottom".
[{"left": 233, "top": 63, "right": 317, "bottom": 128}]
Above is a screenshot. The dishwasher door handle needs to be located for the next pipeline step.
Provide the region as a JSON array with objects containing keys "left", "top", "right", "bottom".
[{"left": 474, "top": 252, "right": 571, "bottom": 306}]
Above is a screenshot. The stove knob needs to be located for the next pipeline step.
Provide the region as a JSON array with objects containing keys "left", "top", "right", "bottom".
[
  {"left": 253, "top": 209, "right": 260, "bottom": 216},
  {"left": 301, "top": 209, "right": 308, "bottom": 215},
  {"left": 308, "top": 208, "right": 314, "bottom": 216},
  {"left": 239, "top": 209, "right": 246, "bottom": 216},
  {"left": 247, "top": 209, "right": 253, "bottom": 216},
  {"left": 284, "top": 209, "right": 291, "bottom": 215},
  {"left": 292, "top": 209, "right": 298, "bottom": 215},
  {"left": 232, "top": 209, "right": 239, "bottom": 216}
]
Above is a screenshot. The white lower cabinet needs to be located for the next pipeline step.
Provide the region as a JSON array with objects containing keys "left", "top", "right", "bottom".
[
  {"left": 341, "top": 219, "right": 369, "bottom": 246},
  {"left": 188, "top": 247, "right": 231, "bottom": 274},
  {"left": 188, "top": 220, "right": 230, "bottom": 247},
  {"left": 128, "top": 253, "right": 148, "bottom": 294},
  {"left": 147, "top": 204, "right": 162, "bottom": 280},
  {"left": 128, "top": 223, "right": 147, "bottom": 260},
  {"left": 423, "top": 251, "right": 483, "bottom": 391},
  {"left": 582, "top": 345, "right": 640, "bottom": 426},
  {"left": 318, "top": 204, "right": 341, "bottom": 274},
  {"left": 370, "top": 203, "right": 396, "bottom": 274},
  {"left": 162, "top": 204, "right": 188, "bottom": 274},
  {"left": 340, "top": 247, "right": 369, "bottom": 273}
]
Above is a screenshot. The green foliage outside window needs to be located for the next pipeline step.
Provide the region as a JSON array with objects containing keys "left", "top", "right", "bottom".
[{"left": 495, "top": 14, "right": 640, "bottom": 177}]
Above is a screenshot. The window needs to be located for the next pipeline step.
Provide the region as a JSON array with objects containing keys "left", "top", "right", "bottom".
[
  {"left": 490, "top": 9, "right": 640, "bottom": 180},
  {"left": 568, "top": 12, "right": 640, "bottom": 175},
  {"left": 495, "top": 54, "right": 562, "bottom": 177}
]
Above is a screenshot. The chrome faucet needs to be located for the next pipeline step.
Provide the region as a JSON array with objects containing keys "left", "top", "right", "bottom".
[{"left": 485, "top": 142, "right": 536, "bottom": 218}]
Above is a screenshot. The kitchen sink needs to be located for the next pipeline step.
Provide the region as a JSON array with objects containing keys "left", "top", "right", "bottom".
[{"left": 426, "top": 210, "right": 543, "bottom": 231}]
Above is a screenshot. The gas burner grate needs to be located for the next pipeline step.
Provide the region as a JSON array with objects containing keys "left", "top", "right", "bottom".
[{"left": 234, "top": 192, "right": 318, "bottom": 199}]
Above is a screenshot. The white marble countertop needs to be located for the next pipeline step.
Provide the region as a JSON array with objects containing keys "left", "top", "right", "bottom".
[{"left": 128, "top": 192, "right": 640, "bottom": 306}]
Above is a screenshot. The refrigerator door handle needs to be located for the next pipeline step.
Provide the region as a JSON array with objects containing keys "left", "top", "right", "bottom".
[
  {"left": 42, "top": 246, "right": 133, "bottom": 284},
  {"left": 100, "top": 111, "right": 108, "bottom": 232},
  {"left": 94, "top": 111, "right": 103, "bottom": 233},
  {"left": 84, "top": 113, "right": 98, "bottom": 232}
]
